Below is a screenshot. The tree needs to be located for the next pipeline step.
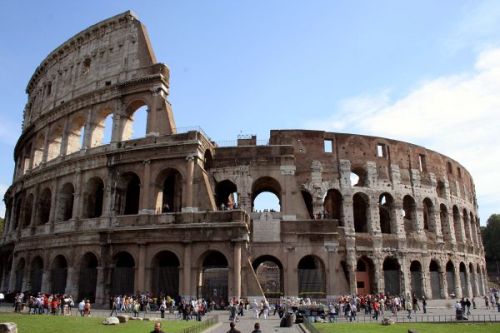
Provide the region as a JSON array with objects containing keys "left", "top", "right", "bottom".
[{"left": 482, "top": 214, "right": 500, "bottom": 277}]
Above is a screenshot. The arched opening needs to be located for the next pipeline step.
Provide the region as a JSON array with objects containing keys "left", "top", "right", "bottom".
[
  {"left": 252, "top": 177, "right": 281, "bottom": 212},
  {"left": 440, "top": 204, "right": 451, "bottom": 241},
  {"left": 379, "top": 193, "right": 394, "bottom": 234},
  {"left": 56, "top": 183, "right": 74, "bottom": 221},
  {"left": 297, "top": 255, "right": 326, "bottom": 298},
  {"left": 204, "top": 150, "right": 213, "bottom": 170},
  {"left": 410, "top": 261, "right": 423, "bottom": 298},
  {"left": 350, "top": 167, "right": 366, "bottom": 187},
  {"left": 37, "top": 188, "right": 52, "bottom": 225},
  {"left": 356, "top": 256, "right": 374, "bottom": 295},
  {"left": 422, "top": 198, "right": 434, "bottom": 231},
  {"left": 90, "top": 108, "right": 113, "bottom": 147},
  {"left": 253, "top": 255, "right": 284, "bottom": 299},
  {"left": 157, "top": 169, "right": 183, "bottom": 213},
  {"left": 32, "top": 133, "right": 45, "bottom": 168},
  {"left": 459, "top": 262, "right": 467, "bottom": 297},
  {"left": 477, "top": 265, "right": 483, "bottom": 296},
  {"left": 151, "top": 251, "right": 180, "bottom": 298},
  {"left": 51, "top": 255, "right": 68, "bottom": 294},
  {"left": 446, "top": 261, "right": 456, "bottom": 297},
  {"left": 462, "top": 209, "right": 471, "bottom": 242},
  {"left": 30, "top": 256, "right": 44, "bottom": 294},
  {"left": 78, "top": 253, "right": 98, "bottom": 302},
  {"left": 429, "top": 260, "right": 442, "bottom": 299},
  {"left": 353, "top": 192, "right": 369, "bottom": 233},
  {"left": 111, "top": 252, "right": 135, "bottom": 296},
  {"left": 453, "top": 206, "right": 463, "bottom": 243},
  {"left": 15, "top": 259, "right": 25, "bottom": 292},
  {"left": 383, "top": 257, "right": 401, "bottom": 296},
  {"left": 301, "top": 190, "right": 314, "bottom": 219},
  {"left": 47, "top": 123, "right": 64, "bottom": 161},
  {"left": 13, "top": 196, "right": 23, "bottom": 231},
  {"left": 436, "top": 180, "right": 446, "bottom": 198},
  {"left": 116, "top": 172, "right": 141, "bottom": 215},
  {"left": 199, "top": 251, "right": 228, "bottom": 308},
  {"left": 123, "top": 101, "right": 148, "bottom": 141},
  {"left": 403, "top": 195, "right": 417, "bottom": 234},
  {"left": 469, "top": 263, "right": 478, "bottom": 297},
  {"left": 22, "top": 194, "right": 34, "bottom": 228},
  {"left": 215, "top": 180, "right": 238, "bottom": 210},
  {"left": 323, "top": 189, "right": 342, "bottom": 223},
  {"left": 84, "top": 177, "right": 104, "bottom": 218},
  {"left": 66, "top": 114, "right": 86, "bottom": 154}
]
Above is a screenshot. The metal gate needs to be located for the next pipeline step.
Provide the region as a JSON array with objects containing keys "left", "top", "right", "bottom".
[
  {"left": 384, "top": 270, "right": 400, "bottom": 296},
  {"left": 298, "top": 268, "right": 326, "bottom": 298},
  {"left": 200, "top": 268, "right": 228, "bottom": 307},
  {"left": 111, "top": 267, "right": 135, "bottom": 296},
  {"left": 430, "top": 271, "right": 441, "bottom": 299},
  {"left": 411, "top": 270, "right": 423, "bottom": 298},
  {"left": 78, "top": 268, "right": 97, "bottom": 302},
  {"left": 30, "top": 269, "right": 43, "bottom": 293},
  {"left": 152, "top": 267, "right": 179, "bottom": 298},
  {"left": 51, "top": 268, "right": 67, "bottom": 294},
  {"left": 15, "top": 269, "right": 24, "bottom": 291}
]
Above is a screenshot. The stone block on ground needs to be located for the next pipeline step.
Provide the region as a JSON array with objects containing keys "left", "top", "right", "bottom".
[
  {"left": 0, "top": 323, "right": 17, "bottom": 333},
  {"left": 102, "top": 317, "right": 120, "bottom": 325},
  {"left": 117, "top": 315, "right": 130, "bottom": 323},
  {"left": 381, "top": 317, "right": 395, "bottom": 325},
  {"left": 130, "top": 317, "right": 143, "bottom": 321}
]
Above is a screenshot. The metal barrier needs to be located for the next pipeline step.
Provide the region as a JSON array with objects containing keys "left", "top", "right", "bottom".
[
  {"left": 180, "top": 315, "right": 219, "bottom": 333},
  {"left": 315, "top": 313, "right": 500, "bottom": 324}
]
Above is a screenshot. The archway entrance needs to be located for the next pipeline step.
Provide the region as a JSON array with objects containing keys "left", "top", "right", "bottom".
[
  {"left": 111, "top": 252, "right": 135, "bottom": 296},
  {"left": 356, "top": 257, "right": 374, "bottom": 295},
  {"left": 51, "top": 255, "right": 68, "bottom": 294},
  {"left": 253, "top": 256, "right": 284, "bottom": 299},
  {"left": 298, "top": 255, "right": 326, "bottom": 299},
  {"left": 459, "top": 262, "right": 467, "bottom": 297},
  {"left": 151, "top": 251, "right": 180, "bottom": 298},
  {"left": 446, "top": 261, "right": 456, "bottom": 297},
  {"left": 410, "top": 261, "right": 423, "bottom": 298},
  {"left": 429, "top": 260, "right": 442, "bottom": 299},
  {"left": 30, "top": 257, "right": 43, "bottom": 294},
  {"left": 383, "top": 257, "right": 401, "bottom": 296},
  {"left": 199, "top": 251, "right": 228, "bottom": 308},
  {"left": 15, "top": 259, "right": 25, "bottom": 292},
  {"left": 79, "top": 253, "right": 98, "bottom": 302}
]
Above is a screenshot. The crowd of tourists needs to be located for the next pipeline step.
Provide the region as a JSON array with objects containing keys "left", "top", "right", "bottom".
[{"left": 12, "top": 292, "right": 92, "bottom": 316}]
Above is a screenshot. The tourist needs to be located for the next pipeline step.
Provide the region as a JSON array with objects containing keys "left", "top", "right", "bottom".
[
  {"left": 79, "top": 299, "right": 85, "bottom": 316},
  {"left": 151, "top": 321, "right": 166, "bottom": 333},
  {"left": 227, "top": 322, "right": 241, "bottom": 333},
  {"left": 405, "top": 299, "right": 412, "bottom": 319},
  {"left": 422, "top": 296, "right": 427, "bottom": 314},
  {"left": 84, "top": 300, "right": 91, "bottom": 316},
  {"left": 159, "top": 299, "right": 166, "bottom": 318},
  {"left": 372, "top": 299, "right": 380, "bottom": 320},
  {"left": 251, "top": 322, "right": 262, "bottom": 333}
]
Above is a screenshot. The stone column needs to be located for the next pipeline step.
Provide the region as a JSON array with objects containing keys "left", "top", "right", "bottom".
[
  {"left": 8, "top": 259, "right": 16, "bottom": 292},
  {"left": 41, "top": 127, "right": 50, "bottom": 163},
  {"left": 137, "top": 244, "right": 146, "bottom": 293},
  {"left": 182, "top": 154, "right": 196, "bottom": 212},
  {"left": 95, "top": 267, "right": 105, "bottom": 306},
  {"left": 285, "top": 247, "right": 298, "bottom": 297},
  {"left": 439, "top": 269, "right": 448, "bottom": 299},
  {"left": 422, "top": 269, "right": 432, "bottom": 299},
  {"left": 65, "top": 267, "right": 78, "bottom": 297},
  {"left": 140, "top": 160, "right": 153, "bottom": 214},
  {"left": 454, "top": 266, "right": 462, "bottom": 298},
  {"left": 400, "top": 256, "right": 411, "bottom": 297},
  {"left": 59, "top": 116, "right": 70, "bottom": 157},
  {"left": 374, "top": 258, "right": 384, "bottom": 294},
  {"left": 345, "top": 237, "right": 357, "bottom": 294},
  {"left": 368, "top": 200, "right": 379, "bottom": 234},
  {"left": 233, "top": 242, "right": 242, "bottom": 299},
  {"left": 82, "top": 109, "right": 93, "bottom": 149},
  {"left": 182, "top": 243, "right": 192, "bottom": 299},
  {"left": 466, "top": 270, "right": 473, "bottom": 298},
  {"left": 73, "top": 170, "right": 83, "bottom": 220}
]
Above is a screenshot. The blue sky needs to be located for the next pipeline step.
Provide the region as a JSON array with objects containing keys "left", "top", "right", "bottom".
[{"left": 1, "top": 1, "right": 500, "bottom": 224}]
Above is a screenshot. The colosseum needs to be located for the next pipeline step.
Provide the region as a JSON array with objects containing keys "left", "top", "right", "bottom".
[{"left": 0, "top": 11, "right": 487, "bottom": 306}]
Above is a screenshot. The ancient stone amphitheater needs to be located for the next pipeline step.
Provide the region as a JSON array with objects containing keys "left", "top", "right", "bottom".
[{"left": 0, "top": 11, "right": 486, "bottom": 306}]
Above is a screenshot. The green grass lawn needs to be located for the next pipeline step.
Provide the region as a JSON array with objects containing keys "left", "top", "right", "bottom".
[
  {"left": 315, "top": 322, "right": 500, "bottom": 333},
  {"left": 0, "top": 313, "right": 203, "bottom": 333}
]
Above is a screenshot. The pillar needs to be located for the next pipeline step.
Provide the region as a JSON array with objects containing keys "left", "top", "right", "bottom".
[
  {"left": 140, "top": 160, "right": 153, "bottom": 214},
  {"left": 95, "top": 267, "right": 105, "bottom": 306},
  {"left": 400, "top": 256, "right": 411, "bottom": 297},
  {"left": 439, "top": 269, "right": 448, "bottom": 299},
  {"left": 59, "top": 116, "right": 70, "bottom": 157},
  {"left": 136, "top": 244, "right": 146, "bottom": 293},
  {"left": 182, "top": 243, "right": 192, "bottom": 299},
  {"left": 454, "top": 266, "right": 462, "bottom": 298},
  {"left": 182, "top": 154, "right": 196, "bottom": 212},
  {"left": 73, "top": 170, "right": 83, "bottom": 220},
  {"left": 285, "top": 248, "right": 298, "bottom": 297},
  {"left": 374, "top": 259, "right": 384, "bottom": 294},
  {"left": 65, "top": 267, "right": 78, "bottom": 297},
  {"left": 233, "top": 242, "right": 242, "bottom": 299}
]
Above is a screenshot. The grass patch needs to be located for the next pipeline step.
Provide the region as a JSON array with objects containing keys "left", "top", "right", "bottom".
[
  {"left": 0, "top": 313, "right": 202, "bottom": 333},
  {"left": 315, "top": 322, "right": 500, "bottom": 333}
]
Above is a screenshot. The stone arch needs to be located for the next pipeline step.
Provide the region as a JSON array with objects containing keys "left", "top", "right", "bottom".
[
  {"left": 122, "top": 99, "right": 150, "bottom": 141},
  {"left": 297, "top": 255, "right": 326, "bottom": 298},
  {"left": 429, "top": 260, "right": 443, "bottom": 299},
  {"left": 410, "top": 260, "right": 423, "bottom": 298},
  {"left": 79, "top": 252, "right": 98, "bottom": 302},
  {"left": 353, "top": 192, "right": 369, "bottom": 233},
  {"left": 50, "top": 255, "right": 68, "bottom": 294},
  {"left": 22, "top": 193, "right": 34, "bottom": 228},
  {"left": 56, "top": 182, "right": 74, "bottom": 221},
  {"left": 90, "top": 106, "right": 114, "bottom": 147},
  {"left": 15, "top": 258, "right": 26, "bottom": 292},
  {"left": 251, "top": 177, "right": 282, "bottom": 212},
  {"left": 422, "top": 198, "right": 434, "bottom": 231},
  {"left": 37, "top": 187, "right": 52, "bottom": 225},
  {"left": 452, "top": 206, "right": 463, "bottom": 243},
  {"left": 203, "top": 149, "right": 213, "bottom": 170},
  {"left": 301, "top": 190, "right": 314, "bottom": 219},
  {"left": 403, "top": 195, "right": 417, "bottom": 234},
  {"left": 150, "top": 250, "right": 180, "bottom": 298},
  {"left": 323, "top": 189, "right": 342, "bottom": 223},
  {"left": 199, "top": 250, "right": 229, "bottom": 307},
  {"left": 436, "top": 180, "right": 446, "bottom": 198},
  {"left": 440, "top": 204, "right": 452, "bottom": 242},
  {"left": 350, "top": 166, "right": 366, "bottom": 187},
  {"left": 446, "top": 261, "right": 456, "bottom": 297},
  {"left": 252, "top": 255, "right": 284, "bottom": 298},
  {"left": 356, "top": 256, "right": 375, "bottom": 295},
  {"left": 66, "top": 112, "right": 86, "bottom": 154},
  {"left": 13, "top": 194, "right": 24, "bottom": 231},
  {"left": 32, "top": 132, "right": 45, "bottom": 168},
  {"left": 111, "top": 251, "right": 136, "bottom": 296},
  {"left": 30, "top": 256, "right": 44, "bottom": 294},
  {"left": 83, "top": 177, "right": 104, "bottom": 218},
  {"left": 462, "top": 209, "right": 471, "bottom": 242},
  {"left": 383, "top": 257, "right": 401, "bottom": 296},
  {"left": 155, "top": 168, "right": 183, "bottom": 213},
  {"left": 47, "top": 122, "right": 64, "bottom": 161},
  {"left": 215, "top": 180, "right": 238, "bottom": 210},
  {"left": 459, "top": 262, "right": 468, "bottom": 297},
  {"left": 379, "top": 193, "right": 395, "bottom": 234},
  {"left": 116, "top": 172, "right": 141, "bottom": 215}
]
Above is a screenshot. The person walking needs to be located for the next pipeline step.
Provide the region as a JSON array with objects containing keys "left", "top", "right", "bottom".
[
  {"left": 251, "top": 322, "right": 262, "bottom": 333},
  {"left": 226, "top": 322, "right": 241, "bottom": 333},
  {"left": 422, "top": 296, "right": 427, "bottom": 314},
  {"left": 406, "top": 299, "right": 413, "bottom": 319}
]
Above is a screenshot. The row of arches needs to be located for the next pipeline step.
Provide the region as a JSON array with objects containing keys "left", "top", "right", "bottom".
[{"left": 18, "top": 101, "right": 149, "bottom": 174}]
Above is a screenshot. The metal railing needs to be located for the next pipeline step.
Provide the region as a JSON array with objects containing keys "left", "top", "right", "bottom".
[
  {"left": 308, "top": 313, "right": 500, "bottom": 324},
  {"left": 180, "top": 315, "right": 218, "bottom": 333}
]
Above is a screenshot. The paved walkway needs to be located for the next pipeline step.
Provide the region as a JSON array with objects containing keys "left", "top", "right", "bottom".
[{"left": 209, "top": 313, "right": 300, "bottom": 333}]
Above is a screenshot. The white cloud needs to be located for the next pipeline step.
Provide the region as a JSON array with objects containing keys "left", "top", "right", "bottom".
[{"left": 306, "top": 47, "right": 500, "bottom": 224}]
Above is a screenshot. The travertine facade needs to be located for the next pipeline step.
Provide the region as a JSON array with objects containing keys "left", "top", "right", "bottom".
[{"left": 0, "top": 11, "right": 486, "bottom": 305}]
